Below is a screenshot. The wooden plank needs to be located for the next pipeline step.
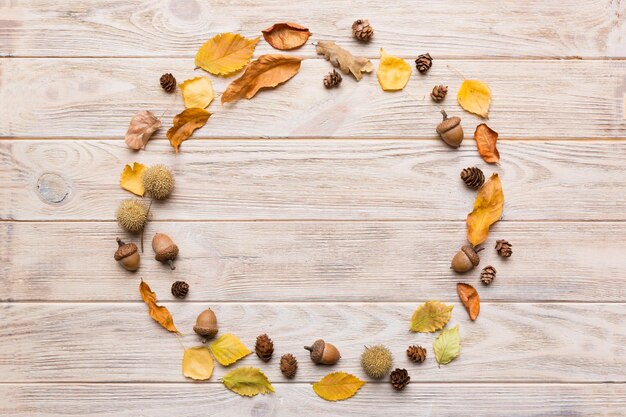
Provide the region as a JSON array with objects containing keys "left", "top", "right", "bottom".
[
  {"left": 1, "top": 0, "right": 624, "bottom": 58},
  {"left": 1, "top": 59, "right": 625, "bottom": 139},
  {"left": 3, "top": 140, "right": 626, "bottom": 222}
]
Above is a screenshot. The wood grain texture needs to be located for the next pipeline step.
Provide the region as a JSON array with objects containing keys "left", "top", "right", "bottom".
[
  {"left": 1, "top": 0, "right": 624, "bottom": 58},
  {"left": 0, "top": 302, "right": 624, "bottom": 383},
  {"left": 1, "top": 59, "right": 625, "bottom": 139}
]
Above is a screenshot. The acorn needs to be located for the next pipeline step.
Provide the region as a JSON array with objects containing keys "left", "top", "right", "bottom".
[
  {"left": 361, "top": 345, "right": 393, "bottom": 379},
  {"left": 436, "top": 110, "right": 464, "bottom": 148},
  {"left": 114, "top": 238, "right": 140, "bottom": 271},
  {"left": 152, "top": 233, "right": 178, "bottom": 270},
  {"left": 451, "top": 245, "right": 483, "bottom": 273},
  {"left": 116, "top": 199, "right": 148, "bottom": 233},
  {"left": 193, "top": 308, "right": 218, "bottom": 341},
  {"left": 304, "top": 339, "right": 340, "bottom": 365}
]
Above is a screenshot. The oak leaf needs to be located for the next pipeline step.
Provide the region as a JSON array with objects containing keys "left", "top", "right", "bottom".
[
  {"left": 125, "top": 110, "right": 161, "bottom": 150},
  {"left": 315, "top": 41, "right": 373, "bottom": 81},
  {"left": 434, "top": 325, "right": 460, "bottom": 366},
  {"left": 209, "top": 333, "right": 251, "bottom": 366},
  {"left": 182, "top": 347, "right": 214, "bottom": 381},
  {"left": 120, "top": 162, "right": 146, "bottom": 196},
  {"left": 221, "top": 54, "right": 302, "bottom": 104},
  {"left": 195, "top": 33, "right": 259, "bottom": 76},
  {"left": 166, "top": 108, "right": 211, "bottom": 153},
  {"left": 222, "top": 367, "right": 274, "bottom": 397},
  {"left": 411, "top": 300, "right": 453, "bottom": 333},
  {"left": 458, "top": 79, "right": 491, "bottom": 118},
  {"left": 467, "top": 173, "right": 504, "bottom": 246},
  {"left": 313, "top": 372, "right": 365, "bottom": 401},
  {"left": 457, "top": 283, "right": 480, "bottom": 321},
  {"left": 179, "top": 77, "right": 215, "bottom": 109},
  {"left": 262, "top": 22, "right": 311, "bottom": 50},
  {"left": 139, "top": 279, "right": 178, "bottom": 333},
  {"left": 474, "top": 123, "right": 500, "bottom": 163},
  {"left": 377, "top": 48, "right": 411, "bottom": 91}
]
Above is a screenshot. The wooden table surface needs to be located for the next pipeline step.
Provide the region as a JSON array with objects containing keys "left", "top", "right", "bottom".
[{"left": 1, "top": 1, "right": 625, "bottom": 415}]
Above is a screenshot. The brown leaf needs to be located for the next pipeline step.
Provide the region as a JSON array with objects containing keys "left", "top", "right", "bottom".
[
  {"left": 315, "top": 41, "right": 373, "bottom": 81},
  {"left": 125, "top": 111, "right": 161, "bottom": 150},
  {"left": 474, "top": 123, "right": 500, "bottom": 163},
  {"left": 139, "top": 279, "right": 178, "bottom": 333},
  {"left": 467, "top": 173, "right": 504, "bottom": 246},
  {"left": 166, "top": 108, "right": 211, "bottom": 153},
  {"left": 262, "top": 22, "right": 311, "bottom": 50},
  {"left": 221, "top": 55, "right": 302, "bottom": 104},
  {"left": 457, "top": 283, "right": 480, "bottom": 320}
]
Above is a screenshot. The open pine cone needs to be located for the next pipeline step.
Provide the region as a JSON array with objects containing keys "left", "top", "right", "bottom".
[
  {"left": 323, "top": 69, "right": 342, "bottom": 88},
  {"left": 430, "top": 85, "right": 448, "bottom": 102},
  {"left": 255, "top": 334, "right": 274, "bottom": 362},
  {"left": 280, "top": 353, "right": 298, "bottom": 378},
  {"left": 390, "top": 368, "right": 410, "bottom": 390},
  {"left": 352, "top": 19, "right": 374, "bottom": 41},
  {"left": 160, "top": 73, "right": 176, "bottom": 93},
  {"left": 406, "top": 345, "right": 426, "bottom": 363},
  {"left": 460, "top": 167, "right": 485, "bottom": 189},
  {"left": 481, "top": 265, "right": 497, "bottom": 285},
  {"left": 495, "top": 239, "right": 513, "bottom": 257},
  {"left": 415, "top": 53, "right": 433, "bottom": 73}
]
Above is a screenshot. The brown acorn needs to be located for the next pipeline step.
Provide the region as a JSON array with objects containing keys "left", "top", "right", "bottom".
[
  {"left": 152, "top": 233, "right": 178, "bottom": 270},
  {"left": 436, "top": 110, "right": 464, "bottom": 148},
  {"left": 193, "top": 308, "right": 218, "bottom": 341},
  {"left": 114, "top": 238, "right": 140, "bottom": 271},
  {"left": 451, "top": 245, "right": 482, "bottom": 273},
  {"left": 304, "top": 339, "right": 340, "bottom": 365}
]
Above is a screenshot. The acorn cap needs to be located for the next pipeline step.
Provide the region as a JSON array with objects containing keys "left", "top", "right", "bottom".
[
  {"left": 155, "top": 244, "right": 179, "bottom": 262},
  {"left": 461, "top": 245, "right": 481, "bottom": 266},
  {"left": 114, "top": 238, "right": 138, "bottom": 261},
  {"left": 436, "top": 110, "right": 461, "bottom": 134},
  {"left": 304, "top": 339, "right": 325, "bottom": 363}
]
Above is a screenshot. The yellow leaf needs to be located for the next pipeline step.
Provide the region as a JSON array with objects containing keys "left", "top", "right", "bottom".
[
  {"left": 182, "top": 347, "right": 214, "bottom": 381},
  {"left": 221, "top": 54, "right": 302, "bottom": 104},
  {"left": 377, "top": 48, "right": 411, "bottom": 91},
  {"left": 457, "top": 79, "right": 491, "bottom": 118},
  {"left": 312, "top": 372, "right": 365, "bottom": 401},
  {"left": 209, "top": 334, "right": 251, "bottom": 366},
  {"left": 166, "top": 108, "right": 211, "bottom": 153},
  {"left": 434, "top": 325, "right": 461, "bottom": 366},
  {"left": 195, "top": 33, "right": 259, "bottom": 76},
  {"left": 467, "top": 173, "right": 504, "bottom": 246},
  {"left": 410, "top": 300, "right": 453, "bottom": 332},
  {"left": 139, "top": 280, "right": 178, "bottom": 333},
  {"left": 222, "top": 366, "right": 274, "bottom": 397},
  {"left": 179, "top": 77, "right": 215, "bottom": 109},
  {"left": 120, "top": 162, "right": 146, "bottom": 196},
  {"left": 315, "top": 41, "right": 373, "bottom": 81}
]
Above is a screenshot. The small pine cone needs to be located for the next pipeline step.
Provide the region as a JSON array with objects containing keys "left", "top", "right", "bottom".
[
  {"left": 255, "top": 334, "right": 274, "bottom": 362},
  {"left": 160, "top": 73, "right": 176, "bottom": 93},
  {"left": 352, "top": 19, "right": 374, "bottom": 42},
  {"left": 460, "top": 167, "right": 485, "bottom": 189},
  {"left": 415, "top": 53, "right": 433, "bottom": 73},
  {"left": 495, "top": 239, "right": 513, "bottom": 257},
  {"left": 323, "top": 70, "right": 342, "bottom": 88},
  {"left": 481, "top": 265, "right": 497, "bottom": 285},
  {"left": 280, "top": 353, "right": 298, "bottom": 378},
  {"left": 406, "top": 345, "right": 426, "bottom": 363},
  {"left": 171, "top": 281, "right": 189, "bottom": 298},
  {"left": 390, "top": 368, "right": 410, "bottom": 390},
  {"left": 430, "top": 85, "right": 448, "bottom": 102}
]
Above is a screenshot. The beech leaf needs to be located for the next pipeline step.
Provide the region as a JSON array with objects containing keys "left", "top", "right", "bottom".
[
  {"left": 467, "top": 173, "right": 504, "bottom": 246},
  {"left": 139, "top": 280, "right": 178, "bottom": 333},
  {"left": 182, "top": 347, "right": 214, "bottom": 381},
  {"left": 166, "top": 108, "right": 211, "bottom": 153},
  {"left": 124, "top": 110, "right": 161, "bottom": 150},
  {"left": 195, "top": 33, "right": 259, "bottom": 76},
  {"left": 262, "top": 22, "right": 311, "bottom": 50},
  {"left": 315, "top": 41, "right": 373, "bottom": 81},
  {"left": 221, "top": 54, "right": 302, "bottom": 104},
  {"left": 434, "top": 325, "right": 461, "bottom": 366},
  {"left": 222, "top": 366, "right": 274, "bottom": 397},
  {"left": 410, "top": 300, "right": 453, "bottom": 333},
  {"left": 120, "top": 162, "right": 146, "bottom": 196},
  {"left": 474, "top": 123, "right": 500, "bottom": 164},
  {"left": 377, "top": 48, "right": 411, "bottom": 91},
  {"left": 179, "top": 77, "right": 215, "bottom": 109},
  {"left": 457, "top": 283, "right": 480, "bottom": 321},
  {"left": 209, "top": 334, "right": 251, "bottom": 366},
  {"left": 458, "top": 79, "right": 491, "bottom": 118},
  {"left": 313, "top": 372, "right": 365, "bottom": 401}
]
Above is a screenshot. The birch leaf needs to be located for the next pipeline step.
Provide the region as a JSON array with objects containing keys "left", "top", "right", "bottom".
[
  {"left": 467, "top": 173, "right": 504, "bottom": 246},
  {"left": 313, "top": 372, "right": 365, "bottom": 401},
  {"left": 262, "top": 22, "right": 311, "bottom": 50},
  {"left": 120, "top": 162, "right": 146, "bottom": 196},
  {"left": 377, "top": 48, "right": 411, "bottom": 91},
  {"left": 195, "top": 33, "right": 259, "bottom": 76},
  {"left": 434, "top": 325, "right": 461, "bottom": 366},
  {"left": 411, "top": 300, "right": 453, "bottom": 332},
  {"left": 457, "top": 283, "right": 480, "bottom": 321},
  {"left": 209, "top": 334, "right": 251, "bottom": 366},
  {"left": 222, "top": 367, "right": 274, "bottom": 397},
  {"left": 182, "top": 347, "right": 214, "bottom": 381},
  {"left": 458, "top": 79, "right": 491, "bottom": 118},
  {"left": 166, "top": 108, "right": 211, "bottom": 153},
  {"left": 139, "top": 280, "right": 178, "bottom": 333},
  {"left": 315, "top": 41, "right": 373, "bottom": 81},
  {"left": 179, "top": 77, "right": 215, "bottom": 109},
  {"left": 124, "top": 110, "right": 161, "bottom": 150},
  {"left": 474, "top": 123, "right": 500, "bottom": 163}
]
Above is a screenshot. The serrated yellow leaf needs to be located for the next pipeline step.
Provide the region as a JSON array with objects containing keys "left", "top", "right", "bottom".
[
  {"left": 410, "top": 300, "right": 453, "bottom": 333},
  {"left": 182, "top": 347, "right": 214, "bottom": 381},
  {"left": 377, "top": 48, "right": 411, "bottom": 91},
  {"left": 458, "top": 79, "right": 491, "bottom": 118},
  {"left": 222, "top": 366, "right": 274, "bottom": 397},
  {"left": 209, "top": 334, "right": 251, "bottom": 366},
  {"left": 195, "top": 33, "right": 259, "bottom": 76},
  {"left": 467, "top": 173, "right": 504, "bottom": 246},
  {"left": 120, "top": 162, "right": 146, "bottom": 196},
  {"left": 434, "top": 325, "right": 461, "bottom": 366},
  {"left": 312, "top": 372, "right": 365, "bottom": 401},
  {"left": 179, "top": 77, "right": 215, "bottom": 109}
]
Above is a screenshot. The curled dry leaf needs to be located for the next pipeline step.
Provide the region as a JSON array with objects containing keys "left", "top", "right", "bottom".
[
  {"left": 313, "top": 372, "right": 365, "bottom": 401},
  {"left": 182, "top": 347, "right": 214, "bottom": 381},
  {"left": 166, "top": 108, "right": 211, "bottom": 153},
  {"left": 139, "top": 279, "right": 178, "bottom": 333},
  {"left": 456, "top": 283, "right": 480, "bottom": 321},
  {"left": 125, "top": 110, "right": 161, "bottom": 150},
  {"left": 209, "top": 333, "right": 251, "bottom": 366},
  {"left": 475, "top": 123, "right": 500, "bottom": 163},
  {"left": 467, "top": 173, "right": 504, "bottom": 246},
  {"left": 179, "top": 76, "right": 215, "bottom": 109},
  {"left": 377, "top": 48, "right": 411, "bottom": 91},
  {"left": 222, "top": 366, "right": 274, "bottom": 397},
  {"left": 458, "top": 79, "right": 491, "bottom": 118},
  {"left": 433, "top": 325, "right": 460, "bottom": 366},
  {"left": 120, "top": 162, "right": 146, "bottom": 196},
  {"left": 195, "top": 33, "right": 259, "bottom": 76},
  {"left": 221, "top": 54, "right": 302, "bottom": 104},
  {"left": 411, "top": 300, "right": 453, "bottom": 333},
  {"left": 262, "top": 22, "right": 311, "bottom": 50},
  {"left": 315, "top": 41, "right": 373, "bottom": 81}
]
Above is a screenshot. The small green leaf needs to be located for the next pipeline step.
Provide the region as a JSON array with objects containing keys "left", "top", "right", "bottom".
[
  {"left": 434, "top": 325, "right": 461, "bottom": 366},
  {"left": 222, "top": 366, "right": 274, "bottom": 397}
]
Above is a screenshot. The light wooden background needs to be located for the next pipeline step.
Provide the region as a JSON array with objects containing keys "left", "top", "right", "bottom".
[{"left": 1, "top": 1, "right": 626, "bottom": 415}]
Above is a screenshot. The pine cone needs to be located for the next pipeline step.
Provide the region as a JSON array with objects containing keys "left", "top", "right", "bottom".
[
  {"left": 280, "top": 353, "right": 298, "bottom": 378},
  {"left": 160, "top": 73, "right": 176, "bottom": 93},
  {"left": 352, "top": 19, "right": 374, "bottom": 42},
  {"left": 495, "top": 239, "right": 513, "bottom": 257},
  {"left": 323, "top": 70, "right": 342, "bottom": 88},
  {"left": 390, "top": 368, "right": 410, "bottom": 390},
  {"left": 255, "top": 334, "right": 274, "bottom": 362},
  {"left": 481, "top": 265, "right": 497, "bottom": 285},
  {"left": 171, "top": 281, "right": 189, "bottom": 298},
  {"left": 415, "top": 53, "right": 432, "bottom": 73},
  {"left": 430, "top": 85, "right": 448, "bottom": 102},
  {"left": 460, "top": 167, "right": 485, "bottom": 189},
  {"left": 406, "top": 345, "right": 426, "bottom": 363}
]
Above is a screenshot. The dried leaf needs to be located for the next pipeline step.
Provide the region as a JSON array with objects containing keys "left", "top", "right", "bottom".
[
  {"left": 434, "top": 325, "right": 460, "bottom": 366},
  {"left": 195, "top": 33, "right": 259, "bottom": 76},
  {"left": 467, "top": 173, "right": 504, "bottom": 246},
  {"left": 410, "top": 300, "right": 453, "bottom": 333},
  {"left": 166, "top": 108, "right": 211, "bottom": 153},
  {"left": 209, "top": 333, "right": 251, "bottom": 366},
  {"left": 458, "top": 79, "right": 491, "bottom": 118},
  {"left": 377, "top": 48, "right": 411, "bottom": 91},
  {"left": 139, "top": 280, "right": 178, "bottom": 333},
  {"left": 315, "top": 41, "right": 374, "bottom": 81},
  {"left": 182, "top": 347, "right": 214, "bottom": 381},
  {"left": 221, "top": 54, "right": 302, "bottom": 104},
  {"left": 125, "top": 110, "right": 161, "bottom": 150},
  {"left": 222, "top": 366, "right": 274, "bottom": 397},
  {"left": 313, "top": 372, "right": 365, "bottom": 401},
  {"left": 262, "top": 22, "right": 311, "bottom": 50},
  {"left": 474, "top": 123, "right": 500, "bottom": 163},
  {"left": 457, "top": 283, "right": 480, "bottom": 321},
  {"left": 120, "top": 162, "right": 146, "bottom": 196},
  {"left": 179, "top": 76, "right": 215, "bottom": 109}
]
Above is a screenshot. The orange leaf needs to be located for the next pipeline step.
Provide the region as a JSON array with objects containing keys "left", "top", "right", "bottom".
[
  {"left": 221, "top": 55, "right": 302, "bottom": 104},
  {"left": 166, "top": 108, "right": 211, "bottom": 153},
  {"left": 262, "top": 22, "right": 311, "bottom": 50},
  {"left": 467, "top": 173, "right": 504, "bottom": 246},
  {"left": 474, "top": 123, "right": 500, "bottom": 164},
  {"left": 457, "top": 283, "right": 480, "bottom": 321},
  {"left": 139, "top": 279, "right": 178, "bottom": 333}
]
